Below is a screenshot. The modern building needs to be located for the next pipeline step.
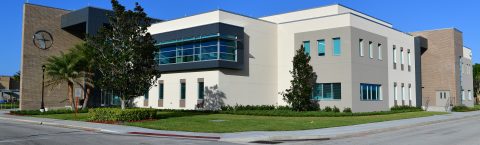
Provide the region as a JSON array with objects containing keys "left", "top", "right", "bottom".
[
  {"left": 411, "top": 29, "right": 474, "bottom": 111},
  {"left": 132, "top": 4, "right": 421, "bottom": 112},
  {"left": 19, "top": 3, "right": 473, "bottom": 112}
]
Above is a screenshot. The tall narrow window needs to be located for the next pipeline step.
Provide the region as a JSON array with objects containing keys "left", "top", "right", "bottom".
[
  {"left": 144, "top": 90, "right": 149, "bottom": 100},
  {"left": 408, "top": 84, "right": 412, "bottom": 100},
  {"left": 159, "top": 83, "right": 164, "bottom": 100},
  {"left": 378, "top": 43, "right": 382, "bottom": 60},
  {"left": 333, "top": 38, "right": 341, "bottom": 56},
  {"left": 400, "top": 47, "right": 404, "bottom": 65},
  {"left": 407, "top": 49, "right": 411, "bottom": 71},
  {"left": 393, "top": 45, "right": 397, "bottom": 69},
  {"left": 468, "top": 90, "right": 472, "bottom": 100},
  {"left": 401, "top": 84, "right": 405, "bottom": 100},
  {"left": 369, "top": 41, "right": 373, "bottom": 59},
  {"left": 462, "top": 90, "right": 465, "bottom": 100},
  {"left": 359, "top": 39, "right": 364, "bottom": 57},
  {"left": 303, "top": 41, "right": 310, "bottom": 55},
  {"left": 180, "top": 82, "right": 186, "bottom": 99},
  {"left": 317, "top": 39, "right": 325, "bottom": 56},
  {"left": 198, "top": 82, "right": 204, "bottom": 99},
  {"left": 394, "top": 83, "right": 397, "bottom": 100}
]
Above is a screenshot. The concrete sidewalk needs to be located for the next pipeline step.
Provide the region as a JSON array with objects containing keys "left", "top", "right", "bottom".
[{"left": 1, "top": 110, "right": 480, "bottom": 143}]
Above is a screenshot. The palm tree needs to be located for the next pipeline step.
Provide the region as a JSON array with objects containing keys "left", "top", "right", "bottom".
[
  {"left": 44, "top": 52, "right": 92, "bottom": 109},
  {"left": 69, "top": 43, "right": 95, "bottom": 110}
]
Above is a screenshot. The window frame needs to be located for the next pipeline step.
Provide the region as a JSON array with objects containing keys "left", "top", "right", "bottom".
[
  {"left": 333, "top": 38, "right": 341, "bottom": 56},
  {"left": 303, "top": 41, "right": 310, "bottom": 55},
  {"left": 317, "top": 39, "right": 325, "bottom": 56}
]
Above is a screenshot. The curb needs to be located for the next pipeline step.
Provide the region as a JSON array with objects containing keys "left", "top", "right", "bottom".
[{"left": 0, "top": 116, "right": 110, "bottom": 133}]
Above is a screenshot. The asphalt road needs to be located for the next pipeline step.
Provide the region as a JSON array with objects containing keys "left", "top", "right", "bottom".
[
  {"left": 0, "top": 119, "right": 238, "bottom": 145},
  {"left": 290, "top": 115, "right": 480, "bottom": 145}
]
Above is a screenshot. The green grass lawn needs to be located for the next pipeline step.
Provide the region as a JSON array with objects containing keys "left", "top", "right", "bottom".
[
  {"left": 28, "top": 111, "right": 446, "bottom": 133},
  {"left": 125, "top": 111, "right": 446, "bottom": 133}
]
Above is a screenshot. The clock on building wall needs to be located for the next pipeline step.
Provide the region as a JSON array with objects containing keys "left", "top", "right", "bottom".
[{"left": 33, "top": 30, "right": 53, "bottom": 50}]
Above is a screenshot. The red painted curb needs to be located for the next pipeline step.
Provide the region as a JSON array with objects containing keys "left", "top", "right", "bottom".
[{"left": 128, "top": 132, "right": 221, "bottom": 140}]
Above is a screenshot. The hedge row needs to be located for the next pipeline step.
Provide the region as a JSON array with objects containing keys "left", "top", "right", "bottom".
[
  {"left": 451, "top": 105, "right": 480, "bottom": 112},
  {"left": 88, "top": 108, "right": 157, "bottom": 122},
  {"left": 10, "top": 109, "right": 88, "bottom": 115},
  {"left": 221, "top": 109, "right": 419, "bottom": 117},
  {"left": 390, "top": 105, "right": 423, "bottom": 112}
]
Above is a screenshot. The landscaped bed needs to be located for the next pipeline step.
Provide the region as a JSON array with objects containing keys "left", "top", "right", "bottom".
[{"left": 15, "top": 108, "right": 447, "bottom": 133}]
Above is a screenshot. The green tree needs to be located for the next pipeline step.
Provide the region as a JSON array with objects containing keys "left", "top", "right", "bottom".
[
  {"left": 69, "top": 43, "right": 95, "bottom": 110},
  {"left": 87, "top": 0, "right": 160, "bottom": 109},
  {"left": 44, "top": 52, "right": 92, "bottom": 109},
  {"left": 12, "top": 71, "right": 20, "bottom": 82},
  {"left": 282, "top": 45, "right": 318, "bottom": 111},
  {"left": 473, "top": 63, "right": 480, "bottom": 103}
]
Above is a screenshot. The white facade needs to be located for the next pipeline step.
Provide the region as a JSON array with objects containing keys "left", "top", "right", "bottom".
[{"left": 135, "top": 4, "right": 419, "bottom": 112}]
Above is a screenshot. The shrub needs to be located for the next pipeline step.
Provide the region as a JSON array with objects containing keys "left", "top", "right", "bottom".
[
  {"left": 88, "top": 108, "right": 157, "bottom": 122},
  {"left": 390, "top": 105, "right": 423, "bottom": 112},
  {"left": 10, "top": 109, "right": 88, "bottom": 115},
  {"left": 343, "top": 107, "right": 352, "bottom": 113},
  {"left": 220, "top": 109, "right": 421, "bottom": 117},
  {"left": 276, "top": 106, "right": 292, "bottom": 110},
  {"left": 451, "top": 105, "right": 473, "bottom": 112},
  {"left": 332, "top": 106, "right": 340, "bottom": 113},
  {"left": 324, "top": 106, "right": 333, "bottom": 112}
]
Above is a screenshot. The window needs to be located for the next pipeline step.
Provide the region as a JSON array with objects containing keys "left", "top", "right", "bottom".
[
  {"left": 393, "top": 45, "right": 397, "bottom": 69},
  {"left": 462, "top": 90, "right": 465, "bottom": 100},
  {"left": 369, "top": 41, "right": 373, "bottom": 59},
  {"left": 317, "top": 40, "right": 325, "bottom": 56},
  {"left": 198, "top": 82, "right": 204, "bottom": 99},
  {"left": 400, "top": 47, "right": 404, "bottom": 65},
  {"left": 144, "top": 90, "right": 149, "bottom": 100},
  {"left": 407, "top": 50, "right": 411, "bottom": 66},
  {"left": 360, "top": 83, "right": 382, "bottom": 101},
  {"left": 159, "top": 83, "right": 164, "bottom": 100},
  {"left": 156, "top": 34, "right": 237, "bottom": 64},
  {"left": 468, "top": 90, "right": 472, "bottom": 100},
  {"left": 303, "top": 41, "right": 310, "bottom": 55},
  {"left": 312, "top": 83, "right": 341, "bottom": 100},
  {"left": 359, "top": 39, "right": 364, "bottom": 57},
  {"left": 408, "top": 84, "right": 412, "bottom": 100},
  {"left": 378, "top": 43, "right": 382, "bottom": 60},
  {"left": 394, "top": 83, "right": 397, "bottom": 100},
  {"left": 180, "top": 82, "right": 186, "bottom": 99},
  {"left": 401, "top": 84, "right": 405, "bottom": 100},
  {"left": 333, "top": 38, "right": 341, "bottom": 56}
]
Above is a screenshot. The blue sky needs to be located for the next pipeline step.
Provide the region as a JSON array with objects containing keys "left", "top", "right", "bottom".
[{"left": 1, "top": 0, "right": 479, "bottom": 76}]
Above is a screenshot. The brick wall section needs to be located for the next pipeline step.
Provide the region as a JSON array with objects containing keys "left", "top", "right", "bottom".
[
  {"left": 20, "top": 4, "right": 84, "bottom": 110},
  {"left": 411, "top": 29, "right": 463, "bottom": 106}
]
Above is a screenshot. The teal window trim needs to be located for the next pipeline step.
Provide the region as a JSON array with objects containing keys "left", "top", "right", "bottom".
[
  {"left": 312, "top": 83, "right": 341, "bottom": 100},
  {"left": 333, "top": 38, "right": 341, "bottom": 56},
  {"left": 180, "top": 83, "right": 186, "bottom": 99},
  {"left": 303, "top": 41, "right": 310, "bottom": 55},
  {"left": 198, "top": 82, "right": 204, "bottom": 100},
  {"left": 317, "top": 39, "right": 325, "bottom": 56},
  {"left": 159, "top": 83, "right": 164, "bottom": 100}
]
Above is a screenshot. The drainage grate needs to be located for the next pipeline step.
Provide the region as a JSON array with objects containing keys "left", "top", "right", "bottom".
[{"left": 249, "top": 141, "right": 283, "bottom": 144}]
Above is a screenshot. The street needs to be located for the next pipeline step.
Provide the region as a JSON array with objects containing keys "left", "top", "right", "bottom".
[
  {"left": 1, "top": 114, "right": 480, "bottom": 145},
  {"left": 0, "top": 119, "right": 237, "bottom": 145},
  {"left": 292, "top": 115, "right": 480, "bottom": 145}
]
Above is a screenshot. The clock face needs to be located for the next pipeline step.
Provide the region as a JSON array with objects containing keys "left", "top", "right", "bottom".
[{"left": 33, "top": 30, "right": 53, "bottom": 50}]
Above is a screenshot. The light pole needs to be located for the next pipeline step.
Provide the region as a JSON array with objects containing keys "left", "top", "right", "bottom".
[{"left": 41, "top": 65, "right": 45, "bottom": 112}]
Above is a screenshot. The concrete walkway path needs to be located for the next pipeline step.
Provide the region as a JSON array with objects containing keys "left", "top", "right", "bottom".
[{"left": 1, "top": 110, "right": 479, "bottom": 144}]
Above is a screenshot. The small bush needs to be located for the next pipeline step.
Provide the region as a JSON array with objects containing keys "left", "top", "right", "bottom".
[
  {"left": 343, "top": 107, "right": 352, "bottom": 113},
  {"left": 276, "top": 106, "right": 292, "bottom": 110},
  {"left": 221, "top": 105, "right": 277, "bottom": 111},
  {"left": 88, "top": 108, "right": 157, "bottom": 122},
  {"left": 451, "top": 105, "right": 473, "bottom": 112},
  {"left": 390, "top": 105, "right": 423, "bottom": 112},
  {"left": 10, "top": 109, "right": 88, "bottom": 115},
  {"left": 324, "top": 106, "right": 333, "bottom": 112},
  {"left": 332, "top": 106, "right": 340, "bottom": 113}
]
